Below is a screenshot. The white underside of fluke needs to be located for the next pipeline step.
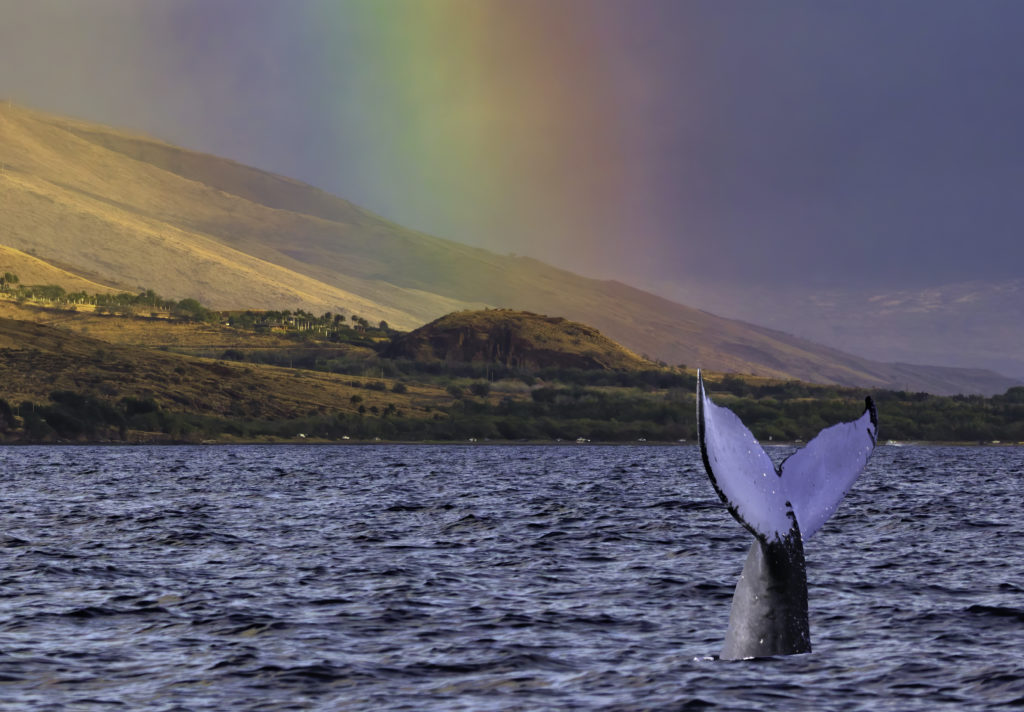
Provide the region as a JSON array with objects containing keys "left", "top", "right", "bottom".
[{"left": 697, "top": 371, "right": 877, "bottom": 542}]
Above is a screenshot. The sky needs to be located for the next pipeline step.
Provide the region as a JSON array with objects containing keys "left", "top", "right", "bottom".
[{"left": 3, "top": 0, "right": 1024, "bottom": 305}]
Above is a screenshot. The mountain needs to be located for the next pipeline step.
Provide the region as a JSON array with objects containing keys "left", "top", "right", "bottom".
[
  {"left": 385, "top": 309, "right": 654, "bottom": 371},
  {"left": 662, "top": 277, "right": 1024, "bottom": 384},
  {"left": 0, "top": 102, "right": 1018, "bottom": 395},
  {"left": 715, "top": 280, "right": 1024, "bottom": 382}
]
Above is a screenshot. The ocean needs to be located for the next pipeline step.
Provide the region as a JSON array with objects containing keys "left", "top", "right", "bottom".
[{"left": 1, "top": 444, "right": 1021, "bottom": 710}]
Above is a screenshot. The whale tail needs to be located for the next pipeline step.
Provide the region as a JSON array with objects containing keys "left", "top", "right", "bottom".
[
  {"left": 697, "top": 371, "right": 877, "bottom": 544},
  {"left": 696, "top": 371, "right": 877, "bottom": 659}
]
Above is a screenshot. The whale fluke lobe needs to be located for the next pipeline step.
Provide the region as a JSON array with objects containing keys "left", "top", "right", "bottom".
[
  {"left": 696, "top": 371, "right": 877, "bottom": 659},
  {"left": 778, "top": 396, "right": 877, "bottom": 538},
  {"left": 697, "top": 374, "right": 796, "bottom": 544}
]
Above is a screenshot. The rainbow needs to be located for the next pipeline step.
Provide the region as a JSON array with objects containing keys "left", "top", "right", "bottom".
[{"left": 309, "top": 1, "right": 632, "bottom": 261}]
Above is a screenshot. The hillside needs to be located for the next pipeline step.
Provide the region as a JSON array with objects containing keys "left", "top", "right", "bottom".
[
  {"left": 2, "top": 309, "right": 1021, "bottom": 445},
  {"left": 0, "top": 316, "right": 445, "bottom": 425},
  {"left": 0, "top": 245, "right": 119, "bottom": 294},
  {"left": 385, "top": 309, "right": 654, "bottom": 371},
  {"left": 0, "top": 102, "right": 1017, "bottom": 395},
  {"left": 0, "top": 103, "right": 476, "bottom": 329}
]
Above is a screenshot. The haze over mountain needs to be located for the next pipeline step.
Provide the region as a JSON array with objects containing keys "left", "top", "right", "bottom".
[
  {"left": 0, "top": 103, "right": 1018, "bottom": 396},
  {"left": 661, "top": 279, "right": 1024, "bottom": 382}
]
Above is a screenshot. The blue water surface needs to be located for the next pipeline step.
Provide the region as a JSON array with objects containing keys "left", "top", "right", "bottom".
[{"left": 0, "top": 444, "right": 1022, "bottom": 710}]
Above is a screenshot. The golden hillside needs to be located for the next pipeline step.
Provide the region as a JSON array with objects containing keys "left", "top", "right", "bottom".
[
  {"left": 0, "top": 244, "right": 119, "bottom": 293},
  {"left": 0, "top": 102, "right": 1017, "bottom": 395},
  {"left": 0, "top": 103, "right": 476, "bottom": 328}
]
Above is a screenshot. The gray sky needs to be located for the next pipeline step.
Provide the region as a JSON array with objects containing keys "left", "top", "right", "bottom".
[{"left": 3, "top": 1, "right": 1023, "bottom": 302}]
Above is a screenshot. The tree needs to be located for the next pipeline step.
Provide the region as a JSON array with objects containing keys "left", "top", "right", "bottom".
[
  {"left": 27, "top": 284, "right": 66, "bottom": 301},
  {"left": 0, "top": 398, "right": 13, "bottom": 432},
  {"left": 173, "top": 298, "right": 214, "bottom": 322},
  {"left": 1003, "top": 386, "right": 1024, "bottom": 404}
]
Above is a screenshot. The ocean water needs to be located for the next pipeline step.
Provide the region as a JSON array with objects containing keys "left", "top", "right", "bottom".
[{"left": 0, "top": 444, "right": 1021, "bottom": 710}]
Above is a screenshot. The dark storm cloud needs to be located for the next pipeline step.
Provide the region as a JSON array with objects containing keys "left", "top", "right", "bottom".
[{"left": 605, "top": 1, "right": 1024, "bottom": 289}]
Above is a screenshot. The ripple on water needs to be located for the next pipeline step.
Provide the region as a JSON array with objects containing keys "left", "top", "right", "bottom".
[{"left": 0, "top": 444, "right": 1022, "bottom": 710}]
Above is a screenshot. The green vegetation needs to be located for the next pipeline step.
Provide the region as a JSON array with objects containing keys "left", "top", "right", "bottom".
[
  {"left": 223, "top": 309, "right": 392, "bottom": 345},
  {"left": 0, "top": 274, "right": 392, "bottom": 343},
  {"left": 1, "top": 276, "right": 213, "bottom": 321},
  {"left": 0, "top": 279, "right": 1022, "bottom": 445},
  {"left": 2, "top": 379, "right": 1023, "bottom": 445}
]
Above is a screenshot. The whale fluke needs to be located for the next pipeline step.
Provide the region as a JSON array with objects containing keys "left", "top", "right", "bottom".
[{"left": 696, "top": 371, "right": 877, "bottom": 659}]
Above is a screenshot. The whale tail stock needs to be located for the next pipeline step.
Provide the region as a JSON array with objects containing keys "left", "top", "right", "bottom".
[{"left": 696, "top": 371, "right": 877, "bottom": 659}]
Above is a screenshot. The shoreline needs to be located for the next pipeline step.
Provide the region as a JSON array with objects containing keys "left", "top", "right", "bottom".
[{"left": 1, "top": 438, "right": 1019, "bottom": 447}]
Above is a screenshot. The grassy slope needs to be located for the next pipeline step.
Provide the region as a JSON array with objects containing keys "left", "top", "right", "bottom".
[
  {"left": 0, "top": 244, "right": 119, "bottom": 293},
  {"left": 0, "top": 104, "right": 474, "bottom": 328},
  {"left": 0, "top": 103, "right": 1017, "bottom": 395},
  {"left": 0, "top": 315, "right": 449, "bottom": 422}
]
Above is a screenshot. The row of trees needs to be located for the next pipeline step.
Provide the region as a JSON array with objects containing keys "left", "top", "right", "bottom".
[
  {"left": 224, "top": 309, "right": 390, "bottom": 339},
  {"left": 0, "top": 274, "right": 217, "bottom": 322},
  {"left": 0, "top": 273, "right": 384, "bottom": 337},
  {"left": 4, "top": 380, "right": 1024, "bottom": 443}
]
